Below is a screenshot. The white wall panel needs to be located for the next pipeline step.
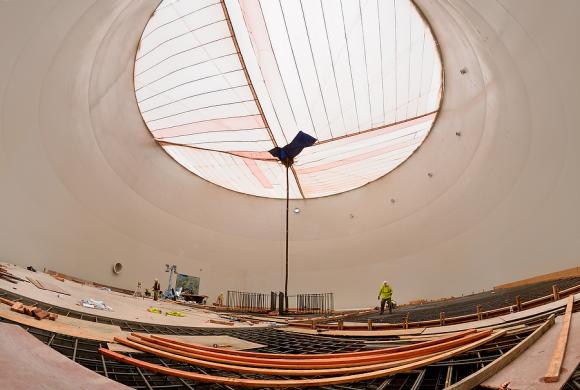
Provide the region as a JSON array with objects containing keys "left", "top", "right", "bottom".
[{"left": 0, "top": 0, "right": 578, "bottom": 308}]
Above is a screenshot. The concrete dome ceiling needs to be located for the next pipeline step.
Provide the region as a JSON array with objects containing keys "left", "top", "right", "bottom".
[
  {"left": 135, "top": 0, "right": 442, "bottom": 199},
  {"left": 0, "top": 0, "right": 578, "bottom": 307}
]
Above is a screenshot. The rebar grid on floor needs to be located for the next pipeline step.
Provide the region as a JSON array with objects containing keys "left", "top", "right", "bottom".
[
  {"left": 354, "top": 277, "right": 580, "bottom": 324},
  {"left": 2, "top": 312, "right": 575, "bottom": 390},
  {"left": 1, "top": 289, "right": 579, "bottom": 389}
]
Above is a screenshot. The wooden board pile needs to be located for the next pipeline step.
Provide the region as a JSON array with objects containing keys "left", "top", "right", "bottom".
[
  {"left": 0, "top": 297, "right": 58, "bottom": 321},
  {"left": 0, "top": 265, "right": 28, "bottom": 284},
  {"left": 99, "top": 328, "right": 504, "bottom": 387}
]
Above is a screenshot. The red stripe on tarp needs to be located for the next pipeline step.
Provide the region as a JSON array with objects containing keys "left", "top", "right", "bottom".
[
  {"left": 152, "top": 115, "right": 265, "bottom": 138},
  {"left": 295, "top": 139, "right": 418, "bottom": 175},
  {"left": 243, "top": 158, "right": 273, "bottom": 188}
]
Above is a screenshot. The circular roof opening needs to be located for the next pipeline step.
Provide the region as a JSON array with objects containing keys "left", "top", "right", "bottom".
[{"left": 135, "top": 0, "right": 442, "bottom": 199}]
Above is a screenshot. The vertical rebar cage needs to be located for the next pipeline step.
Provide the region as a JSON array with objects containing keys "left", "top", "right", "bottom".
[{"left": 225, "top": 291, "right": 334, "bottom": 314}]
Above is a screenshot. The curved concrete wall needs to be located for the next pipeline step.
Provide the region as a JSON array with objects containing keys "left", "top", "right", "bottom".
[{"left": 0, "top": 0, "right": 578, "bottom": 307}]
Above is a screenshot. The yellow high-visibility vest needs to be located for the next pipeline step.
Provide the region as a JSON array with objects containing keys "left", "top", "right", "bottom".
[{"left": 378, "top": 284, "right": 393, "bottom": 299}]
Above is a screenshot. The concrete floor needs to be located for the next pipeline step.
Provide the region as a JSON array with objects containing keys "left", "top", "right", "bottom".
[{"left": 0, "top": 263, "right": 263, "bottom": 328}]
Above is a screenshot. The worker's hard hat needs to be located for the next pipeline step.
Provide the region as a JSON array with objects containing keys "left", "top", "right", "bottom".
[{"left": 383, "top": 281, "right": 387, "bottom": 284}]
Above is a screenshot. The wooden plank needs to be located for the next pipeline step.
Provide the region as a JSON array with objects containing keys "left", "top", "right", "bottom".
[
  {"left": 32, "top": 307, "right": 50, "bottom": 320},
  {"left": 0, "top": 297, "right": 16, "bottom": 306},
  {"left": 209, "top": 319, "right": 234, "bottom": 326},
  {"left": 0, "top": 275, "right": 17, "bottom": 284},
  {"left": 26, "top": 276, "right": 43, "bottom": 289},
  {"left": 445, "top": 315, "right": 555, "bottom": 389},
  {"left": 26, "top": 276, "right": 70, "bottom": 295},
  {"left": 0, "top": 270, "right": 27, "bottom": 282},
  {"left": 0, "top": 323, "right": 130, "bottom": 389},
  {"left": 142, "top": 330, "right": 477, "bottom": 359},
  {"left": 127, "top": 331, "right": 494, "bottom": 369},
  {"left": 100, "top": 330, "right": 505, "bottom": 388},
  {"left": 482, "top": 310, "right": 580, "bottom": 389},
  {"left": 543, "top": 295, "right": 574, "bottom": 382},
  {"left": 116, "top": 336, "right": 443, "bottom": 376}
]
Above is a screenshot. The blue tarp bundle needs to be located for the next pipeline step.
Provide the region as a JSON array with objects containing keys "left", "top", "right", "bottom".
[{"left": 269, "top": 131, "right": 317, "bottom": 164}]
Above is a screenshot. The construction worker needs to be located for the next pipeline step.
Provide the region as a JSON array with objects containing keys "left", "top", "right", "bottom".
[
  {"left": 153, "top": 278, "right": 161, "bottom": 301},
  {"left": 378, "top": 281, "right": 393, "bottom": 314}
]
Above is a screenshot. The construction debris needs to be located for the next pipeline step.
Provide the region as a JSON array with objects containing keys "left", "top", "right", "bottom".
[
  {"left": 209, "top": 319, "right": 234, "bottom": 326},
  {"left": 80, "top": 298, "right": 112, "bottom": 311},
  {"left": 0, "top": 265, "right": 28, "bottom": 284},
  {"left": 0, "top": 297, "right": 58, "bottom": 321},
  {"left": 10, "top": 302, "right": 24, "bottom": 314},
  {"left": 32, "top": 307, "right": 50, "bottom": 320},
  {"left": 165, "top": 310, "right": 185, "bottom": 317}
]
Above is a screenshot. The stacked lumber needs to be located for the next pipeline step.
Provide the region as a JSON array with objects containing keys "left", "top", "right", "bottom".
[
  {"left": 99, "top": 328, "right": 504, "bottom": 387},
  {"left": 0, "top": 265, "right": 28, "bottom": 284},
  {"left": 0, "top": 297, "right": 58, "bottom": 321}
]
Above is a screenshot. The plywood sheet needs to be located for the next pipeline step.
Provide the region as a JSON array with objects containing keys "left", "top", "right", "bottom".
[
  {"left": 0, "top": 303, "right": 125, "bottom": 342},
  {"left": 0, "top": 323, "right": 129, "bottom": 389},
  {"left": 481, "top": 312, "right": 580, "bottom": 389}
]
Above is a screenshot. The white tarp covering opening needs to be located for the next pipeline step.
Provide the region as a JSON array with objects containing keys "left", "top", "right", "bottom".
[{"left": 135, "top": 0, "right": 442, "bottom": 198}]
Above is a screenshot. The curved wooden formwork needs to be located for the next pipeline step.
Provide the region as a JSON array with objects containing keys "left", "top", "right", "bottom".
[{"left": 99, "top": 330, "right": 504, "bottom": 388}]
